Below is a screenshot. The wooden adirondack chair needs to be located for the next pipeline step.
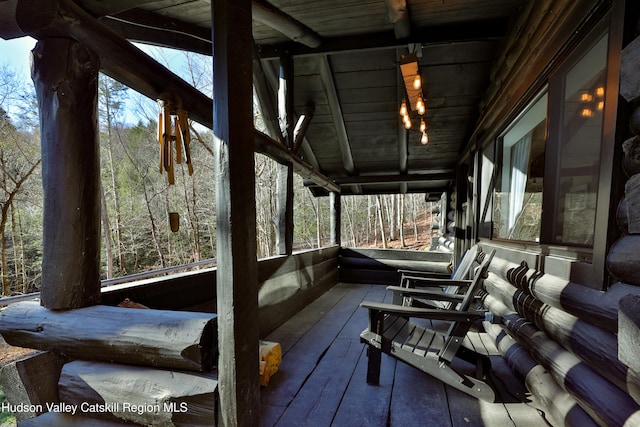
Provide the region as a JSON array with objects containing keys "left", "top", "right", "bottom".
[
  {"left": 359, "top": 250, "right": 496, "bottom": 402},
  {"left": 390, "top": 245, "right": 482, "bottom": 310}
]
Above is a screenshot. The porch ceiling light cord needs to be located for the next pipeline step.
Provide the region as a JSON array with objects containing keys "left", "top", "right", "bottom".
[{"left": 399, "top": 52, "right": 429, "bottom": 144}]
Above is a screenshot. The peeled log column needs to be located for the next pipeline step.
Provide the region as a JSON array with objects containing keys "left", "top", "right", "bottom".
[
  {"left": 0, "top": 302, "right": 217, "bottom": 372},
  {"left": 32, "top": 38, "right": 101, "bottom": 309}
]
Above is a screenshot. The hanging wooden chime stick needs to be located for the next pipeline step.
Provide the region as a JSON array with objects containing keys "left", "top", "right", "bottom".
[{"left": 156, "top": 102, "right": 194, "bottom": 184}]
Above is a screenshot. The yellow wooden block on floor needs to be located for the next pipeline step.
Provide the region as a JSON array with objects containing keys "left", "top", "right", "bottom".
[{"left": 259, "top": 340, "right": 282, "bottom": 387}]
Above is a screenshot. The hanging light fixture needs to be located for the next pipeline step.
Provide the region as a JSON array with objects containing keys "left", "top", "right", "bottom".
[{"left": 399, "top": 51, "right": 430, "bottom": 138}]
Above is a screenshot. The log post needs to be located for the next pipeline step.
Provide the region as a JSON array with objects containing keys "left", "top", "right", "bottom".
[
  {"left": 330, "top": 192, "right": 341, "bottom": 247},
  {"left": 31, "top": 38, "right": 101, "bottom": 309},
  {"left": 275, "top": 53, "right": 294, "bottom": 256},
  {"left": 212, "top": 0, "right": 260, "bottom": 425}
]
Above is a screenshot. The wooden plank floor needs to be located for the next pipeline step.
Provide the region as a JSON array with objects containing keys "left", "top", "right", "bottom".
[{"left": 260, "top": 283, "right": 552, "bottom": 427}]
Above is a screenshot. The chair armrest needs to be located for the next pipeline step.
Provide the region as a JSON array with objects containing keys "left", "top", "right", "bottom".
[
  {"left": 397, "top": 269, "right": 451, "bottom": 280},
  {"left": 387, "top": 286, "right": 466, "bottom": 303},
  {"left": 360, "top": 301, "right": 486, "bottom": 322},
  {"left": 401, "top": 277, "right": 472, "bottom": 288}
]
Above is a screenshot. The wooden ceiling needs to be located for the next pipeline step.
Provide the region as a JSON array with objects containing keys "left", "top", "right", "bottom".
[{"left": 13, "top": 0, "right": 522, "bottom": 196}]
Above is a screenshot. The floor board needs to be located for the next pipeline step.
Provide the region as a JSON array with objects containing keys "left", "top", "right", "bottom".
[{"left": 260, "top": 283, "right": 550, "bottom": 426}]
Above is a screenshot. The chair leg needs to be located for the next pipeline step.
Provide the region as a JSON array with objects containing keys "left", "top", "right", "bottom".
[{"left": 366, "top": 345, "right": 381, "bottom": 385}]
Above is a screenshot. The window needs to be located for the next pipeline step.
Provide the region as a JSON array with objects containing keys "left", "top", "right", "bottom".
[
  {"left": 547, "top": 33, "right": 609, "bottom": 246},
  {"left": 490, "top": 18, "right": 612, "bottom": 249},
  {"left": 494, "top": 93, "right": 547, "bottom": 242}
]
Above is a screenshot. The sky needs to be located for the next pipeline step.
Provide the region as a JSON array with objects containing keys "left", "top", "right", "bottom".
[{"left": 0, "top": 36, "right": 36, "bottom": 80}]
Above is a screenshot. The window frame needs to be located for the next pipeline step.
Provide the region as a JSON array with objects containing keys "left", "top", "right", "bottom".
[{"left": 483, "top": 4, "right": 623, "bottom": 287}]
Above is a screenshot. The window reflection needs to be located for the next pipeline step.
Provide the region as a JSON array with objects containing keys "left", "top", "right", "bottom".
[{"left": 554, "top": 33, "right": 608, "bottom": 246}]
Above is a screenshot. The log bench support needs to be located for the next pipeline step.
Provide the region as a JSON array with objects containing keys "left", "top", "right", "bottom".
[{"left": 0, "top": 302, "right": 218, "bottom": 372}]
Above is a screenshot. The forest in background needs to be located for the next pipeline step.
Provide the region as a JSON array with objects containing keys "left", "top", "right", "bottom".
[{"left": 0, "top": 50, "right": 439, "bottom": 297}]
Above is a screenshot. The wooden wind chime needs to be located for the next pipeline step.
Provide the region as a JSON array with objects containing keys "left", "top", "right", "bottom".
[{"left": 157, "top": 100, "right": 193, "bottom": 232}]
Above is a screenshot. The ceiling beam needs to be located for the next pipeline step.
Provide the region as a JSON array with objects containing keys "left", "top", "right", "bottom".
[
  {"left": 102, "top": 15, "right": 212, "bottom": 55},
  {"left": 252, "top": 0, "right": 322, "bottom": 48},
  {"left": 396, "top": 52, "right": 408, "bottom": 194},
  {"left": 318, "top": 55, "right": 360, "bottom": 193},
  {"left": 75, "top": 0, "right": 159, "bottom": 16},
  {"left": 10, "top": 0, "right": 336, "bottom": 193},
  {"left": 293, "top": 104, "right": 314, "bottom": 154},
  {"left": 0, "top": 0, "right": 22, "bottom": 39},
  {"left": 257, "top": 17, "right": 509, "bottom": 58},
  {"left": 263, "top": 59, "right": 321, "bottom": 171},
  {"left": 308, "top": 185, "right": 449, "bottom": 197},
  {"left": 14, "top": 0, "right": 214, "bottom": 127},
  {"left": 304, "top": 172, "right": 454, "bottom": 187},
  {"left": 253, "top": 43, "right": 284, "bottom": 143},
  {"left": 383, "top": 0, "right": 411, "bottom": 39},
  {"left": 255, "top": 131, "right": 339, "bottom": 193}
]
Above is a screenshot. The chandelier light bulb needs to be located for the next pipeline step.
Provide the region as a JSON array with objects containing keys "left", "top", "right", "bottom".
[
  {"left": 421, "top": 132, "right": 428, "bottom": 145},
  {"left": 419, "top": 118, "right": 426, "bottom": 133},
  {"left": 399, "top": 99, "right": 408, "bottom": 116},
  {"left": 413, "top": 74, "right": 422, "bottom": 90},
  {"left": 403, "top": 116, "right": 412, "bottom": 129},
  {"left": 416, "top": 95, "right": 426, "bottom": 115},
  {"left": 595, "top": 86, "right": 605, "bottom": 98}
]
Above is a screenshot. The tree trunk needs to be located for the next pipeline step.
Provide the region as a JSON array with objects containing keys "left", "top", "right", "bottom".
[
  {"left": 316, "top": 198, "right": 322, "bottom": 248},
  {"left": 142, "top": 181, "right": 165, "bottom": 268},
  {"left": 10, "top": 205, "right": 19, "bottom": 291},
  {"left": 386, "top": 195, "right": 396, "bottom": 241},
  {"left": 106, "top": 132, "right": 126, "bottom": 275},
  {"left": 376, "top": 195, "right": 387, "bottom": 249},
  {"left": 399, "top": 194, "right": 405, "bottom": 247},
  {"left": 182, "top": 168, "right": 201, "bottom": 262},
  {"left": 412, "top": 195, "right": 419, "bottom": 242},
  {"left": 17, "top": 209, "right": 27, "bottom": 293},
  {"left": 100, "top": 183, "right": 114, "bottom": 279}
]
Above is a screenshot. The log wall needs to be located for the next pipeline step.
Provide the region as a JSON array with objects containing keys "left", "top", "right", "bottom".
[
  {"left": 101, "top": 246, "right": 339, "bottom": 337},
  {"left": 338, "top": 247, "right": 451, "bottom": 284},
  {"left": 480, "top": 242, "right": 640, "bottom": 427}
]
